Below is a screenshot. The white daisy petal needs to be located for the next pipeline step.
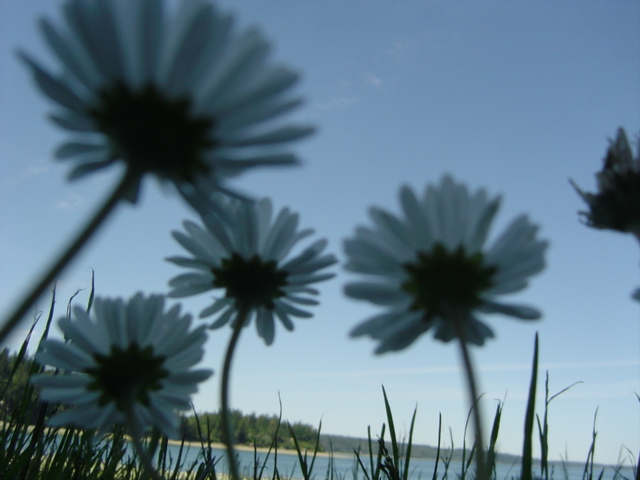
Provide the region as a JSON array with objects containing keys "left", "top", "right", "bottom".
[
  {"left": 67, "top": 159, "right": 114, "bottom": 180},
  {"left": 38, "top": 17, "right": 101, "bottom": 90},
  {"left": 224, "top": 126, "right": 315, "bottom": 147},
  {"left": 285, "top": 296, "right": 319, "bottom": 306},
  {"left": 172, "top": 228, "right": 217, "bottom": 261},
  {"left": 31, "top": 373, "right": 92, "bottom": 390},
  {"left": 36, "top": 340, "right": 94, "bottom": 371},
  {"left": 350, "top": 311, "right": 412, "bottom": 338},
  {"left": 37, "top": 384, "right": 98, "bottom": 404},
  {"left": 49, "top": 112, "right": 96, "bottom": 132},
  {"left": 256, "top": 308, "right": 275, "bottom": 345},
  {"left": 48, "top": 407, "right": 110, "bottom": 430},
  {"left": 164, "top": 256, "right": 212, "bottom": 271},
  {"left": 375, "top": 322, "right": 430, "bottom": 354},
  {"left": 55, "top": 141, "right": 105, "bottom": 160},
  {"left": 18, "top": 54, "right": 87, "bottom": 113},
  {"left": 159, "top": 0, "right": 216, "bottom": 95},
  {"left": 344, "top": 282, "right": 407, "bottom": 306},
  {"left": 57, "top": 316, "right": 103, "bottom": 354},
  {"left": 215, "top": 97, "right": 304, "bottom": 133},
  {"left": 199, "top": 298, "right": 234, "bottom": 318},
  {"left": 274, "top": 300, "right": 313, "bottom": 319},
  {"left": 288, "top": 272, "right": 335, "bottom": 285},
  {"left": 274, "top": 307, "right": 295, "bottom": 331},
  {"left": 208, "top": 306, "right": 235, "bottom": 328},
  {"left": 207, "top": 66, "right": 299, "bottom": 117},
  {"left": 198, "top": 27, "right": 270, "bottom": 111},
  {"left": 478, "top": 301, "right": 541, "bottom": 320},
  {"left": 214, "top": 154, "right": 299, "bottom": 175},
  {"left": 168, "top": 272, "right": 213, "bottom": 286},
  {"left": 124, "top": 0, "right": 163, "bottom": 87}
]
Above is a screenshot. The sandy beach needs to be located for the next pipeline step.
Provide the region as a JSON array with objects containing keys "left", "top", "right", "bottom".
[{"left": 165, "top": 439, "right": 352, "bottom": 459}]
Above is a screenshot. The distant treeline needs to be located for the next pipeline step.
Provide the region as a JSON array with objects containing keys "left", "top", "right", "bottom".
[
  {"left": 179, "top": 410, "right": 321, "bottom": 451},
  {"left": 0, "top": 349, "right": 321, "bottom": 450},
  {"left": 0, "top": 348, "right": 42, "bottom": 422}
]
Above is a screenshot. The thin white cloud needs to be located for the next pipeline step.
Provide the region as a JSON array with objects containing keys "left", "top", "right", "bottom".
[
  {"left": 314, "top": 96, "right": 360, "bottom": 111},
  {"left": 539, "top": 359, "right": 640, "bottom": 370},
  {"left": 53, "top": 193, "right": 85, "bottom": 209},
  {"left": 387, "top": 40, "right": 414, "bottom": 63},
  {"left": 364, "top": 73, "right": 382, "bottom": 87},
  {"left": 2, "top": 164, "right": 51, "bottom": 187},
  {"left": 242, "top": 359, "right": 640, "bottom": 381}
]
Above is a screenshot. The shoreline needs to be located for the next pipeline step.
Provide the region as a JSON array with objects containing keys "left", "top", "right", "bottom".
[
  {"left": 163, "top": 439, "right": 630, "bottom": 470},
  {"left": 165, "top": 439, "right": 353, "bottom": 459}
]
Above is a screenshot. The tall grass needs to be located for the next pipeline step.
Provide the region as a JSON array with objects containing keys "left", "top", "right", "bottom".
[{"left": 0, "top": 291, "right": 637, "bottom": 480}]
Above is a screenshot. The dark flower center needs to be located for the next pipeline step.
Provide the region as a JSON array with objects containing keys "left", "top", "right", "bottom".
[
  {"left": 582, "top": 170, "right": 640, "bottom": 234},
  {"left": 85, "top": 343, "right": 168, "bottom": 412},
  {"left": 89, "top": 83, "right": 215, "bottom": 181},
  {"left": 402, "top": 243, "right": 496, "bottom": 320},
  {"left": 212, "top": 253, "right": 289, "bottom": 309}
]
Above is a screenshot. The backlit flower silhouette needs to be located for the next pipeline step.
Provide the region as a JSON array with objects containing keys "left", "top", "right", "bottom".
[
  {"left": 20, "top": 0, "right": 313, "bottom": 203},
  {"left": 571, "top": 128, "right": 640, "bottom": 240},
  {"left": 345, "top": 175, "right": 548, "bottom": 354},
  {"left": 32, "top": 293, "right": 212, "bottom": 437},
  {"left": 167, "top": 197, "right": 336, "bottom": 345}
]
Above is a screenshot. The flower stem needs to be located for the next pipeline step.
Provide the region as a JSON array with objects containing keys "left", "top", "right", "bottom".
[
  {"left": 127, "top": 411, "right": 165, "bottom": 480},
  {"left": 452, "top": 312, "right": 487, "bottom": 480},
  {"left": 0, "top": 170, "right": 138, "bottom": 345},
  {"left": 221, "top": 305, "right": 250, "bottom": 480}
]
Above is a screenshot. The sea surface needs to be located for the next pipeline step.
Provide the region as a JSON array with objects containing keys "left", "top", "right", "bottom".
[{"left": 132, "top": 443, "right": 635, "bottom": 480}]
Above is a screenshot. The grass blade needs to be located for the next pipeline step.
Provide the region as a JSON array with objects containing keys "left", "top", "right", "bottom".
[
  {"left": 521, "top": 333, "right": 539, "bottom": 480},
  {"left": 431, "top": 413, "right": 442, "bottom": 480},
  {"left": 486, "top": 400, "right": 503, "bottom": 478},
  {"left": 382, "top": 386, "right": 400, "bottom": 471},
  {"left": 582, "top": 409, "right": 598, "bottom": 480},
  {"left": 401, "top": 405, "right": 417, "bottom": 480},
  {"left": 86, "top": 268, "right": 95, "bottom": 313}
]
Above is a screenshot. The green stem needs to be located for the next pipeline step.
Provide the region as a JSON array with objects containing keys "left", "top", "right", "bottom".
[
  {"left": 0, "top": 170, "right": 138, "bottom": 345},
  {"left": 126, "top": 411, "right": 165, "bottom": 480},
  {"left": 452, "top": 312, "right": 487, "bottom": 480},
  {"left": 221, "top": 305, "right": 250, "bottom": 480}
]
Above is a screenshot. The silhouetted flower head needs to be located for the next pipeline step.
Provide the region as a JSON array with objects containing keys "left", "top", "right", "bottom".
[
  {"left": 345, "top": 175, "right": 547, "bottom": 354},
  {"left": 32, "top": 293, "right": 212, "bottom": 437},
  {"left": 571, "top": 128, "right": 640, "bottom": 240},
  {"left": 20, "top": 0, "right": 313, "bottom": 204},
  {"left": 167, "top": 197, "right": 336, "bottom": 345}
]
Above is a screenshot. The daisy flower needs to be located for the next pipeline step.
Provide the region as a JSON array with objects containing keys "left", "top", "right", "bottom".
[
  {"left": 19, "top": 0, "right": 313, "bottom": 203},
  {"left": 345, "top": 175, "right": 548, "bottom": 354},
  {"left": 571, "top": 128, "right": 640, "bottom": 240},
  {"left": 31, "top": 293, "right": 212, "bottom": 438},
  {"left": 167, "top": 197, "right": 337, "bottom": 345}
]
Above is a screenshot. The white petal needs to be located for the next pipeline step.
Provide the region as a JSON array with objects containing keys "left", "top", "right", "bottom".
[
  {"left": 18, "top": 54, "right": 87, "bottom": 112},
  {"left": 479, "top": 301, "right": 541, "bottom": 320},
  {"left": 39, "top": 17, "right": 102, "bottom": 90},
  {"left": 344, "top": 282, "right": 408, "bottom": 306},
  {"left": 50, "top": 112, "right": 96, "bottom": 132},
  {"left": 37, "top": 340, "right": 93, "bottom": 371},
  {"left": 224, "top": 126, "right": 314, "bottom": 147},
  {"left": 55, "top": 141, "right": 105, "bottom": 159},
  {"left": 256, "top": 308, "right": 275, "bottom": 345},
  {"left": 199, "top": 298, "right": 234, "bottom": 318},
  {"left": 274, "top": 300, "right": 312, "bottom": 318}
]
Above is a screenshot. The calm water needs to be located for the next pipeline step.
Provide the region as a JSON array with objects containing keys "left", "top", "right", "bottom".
[{"left": 133, "top": 443, "right": 635, "bottom": 480}]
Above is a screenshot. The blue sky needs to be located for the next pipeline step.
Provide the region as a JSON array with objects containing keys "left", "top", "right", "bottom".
[{"left": 1, "top": 0, "right": 639, "bottom": 466}]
